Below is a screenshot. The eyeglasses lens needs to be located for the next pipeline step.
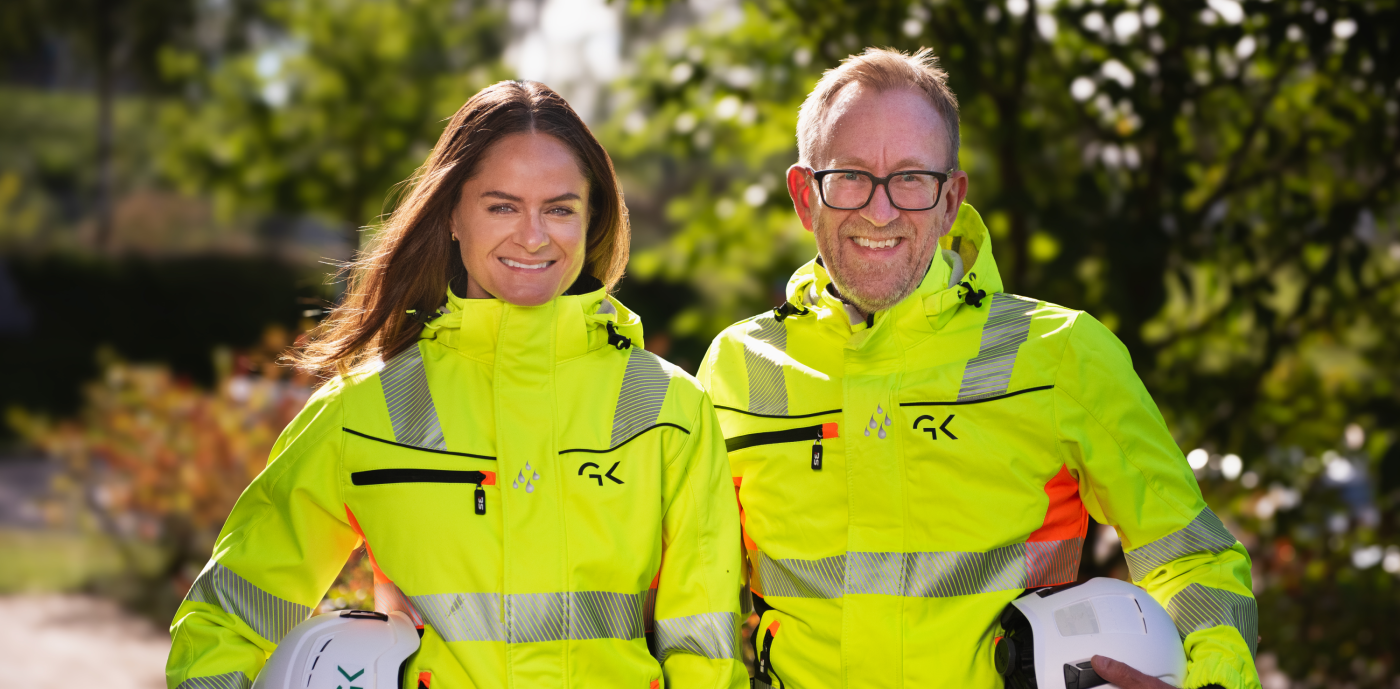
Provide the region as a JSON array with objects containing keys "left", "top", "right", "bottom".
[{"left": 820, "top": 172, "right": 941, "bottom": 210}]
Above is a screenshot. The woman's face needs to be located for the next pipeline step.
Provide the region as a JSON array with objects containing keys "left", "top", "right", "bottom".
[{"left": 453, "top": 132, "right": 590, "bottom": 306}]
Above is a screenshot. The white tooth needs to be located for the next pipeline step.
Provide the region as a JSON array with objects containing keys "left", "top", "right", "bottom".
[{"left": 502, "top": 258, "right": 551, "bottom": 270}]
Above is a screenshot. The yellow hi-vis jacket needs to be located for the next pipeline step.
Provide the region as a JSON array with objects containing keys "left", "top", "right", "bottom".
[
  {"left": 697, "top": 204, "right": 1260, "bottom": 689},
  {"left": 166, "top": 285, "right": 748, "bottom": 689}
]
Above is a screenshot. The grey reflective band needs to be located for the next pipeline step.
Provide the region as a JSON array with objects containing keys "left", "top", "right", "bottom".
[
  {"left": 759, "top": 553, "right": 845, "bottom": 599},
  {"left": 957, "top": 293, "right": 1036, "bottom": 401},
  {"left": 1167, "top": 583, "right": 1258, "bottom": 657},
  {"left": 185, "top": 562, "right": 310, "bottom": 643},
  {"left": 654, "top": 611, "right": 739, "bottom": 662},
  {"left": 1025, "top": 538, "right": 1085, "bottom": 588},
  {"left": 175, "top": 672, "right": 252, "bottom": 689},
  {"left": 847, "top": 546, "right": 1024, "bottom": 597},
  {"left": 1123, "top": 507, "right": 1238, "bottom": 583},
  {"left": 381, "top": 344, "right": 448, "bottom": 451},
  {"left": 414, "top": 591, "right": 644, "bottom": 643},
  {"left": 411, "top": 592, "right": 503, "bottom": 641},
  {"left": 612, "top": 349, "right": 669, "bottom": 448},
  {"left": 744, "top": 315, "right": 788, "bottom": 415},
  {"left": 758, "top": 538, "right": 1083, "bottom": 600}
]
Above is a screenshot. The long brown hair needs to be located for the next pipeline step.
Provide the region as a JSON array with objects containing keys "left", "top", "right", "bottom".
[{"left": 295, "top": 81, "right": 630, "bottom": 377}]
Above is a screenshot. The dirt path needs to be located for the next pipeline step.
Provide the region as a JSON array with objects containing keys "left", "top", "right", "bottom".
[{"left": 0, "top": 594, "right": 169, "bottom": 688}]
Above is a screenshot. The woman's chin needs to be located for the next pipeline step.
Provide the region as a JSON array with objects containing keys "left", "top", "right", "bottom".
[{"left": 489, "top": 280, "right": 563, "bottom": 307}]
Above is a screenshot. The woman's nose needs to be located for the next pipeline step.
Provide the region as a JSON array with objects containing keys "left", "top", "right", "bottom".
[{"left": 516, "top": 212, "right": 551, "bottom": 252}]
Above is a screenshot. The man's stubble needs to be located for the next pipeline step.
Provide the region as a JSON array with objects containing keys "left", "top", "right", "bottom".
[{"left": 812, "top": 210, "right": 944, "bottom": 316}]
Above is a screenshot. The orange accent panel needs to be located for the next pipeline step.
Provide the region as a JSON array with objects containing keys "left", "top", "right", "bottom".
[
  {"left": 481, "top": 470, "right": 496, "bottom": 486},
  {"left": 821, "top": 422, "right": 839, "bottom": 438},
  {"left": 734, "top": 476, "right": 758, "bottom": 552},
  {"left": 345, "top": 505, "right": 392, "bottom": 585},
  {"left": 650, "top": 681, "right": 660, "bottom": 689},
  {"left": 650, "top": 571, "right": 661, "bottom": 590},
  {"left": 418, "top": 671, "right": 432, "bottom": 688},
  {"left": 1027, "top": 465, "right": 1088, "bottom": 543},
  {"left": 766, "top": 620, "right": 781, "bottom": 636}
]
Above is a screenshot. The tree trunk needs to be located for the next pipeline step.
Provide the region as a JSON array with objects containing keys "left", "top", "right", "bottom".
[{"left": 94, "top": 0, "right": 116, "bottom": 253}]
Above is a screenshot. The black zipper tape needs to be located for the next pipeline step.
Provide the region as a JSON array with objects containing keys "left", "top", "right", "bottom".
[
  {"left": 724, "top": 423, "right": 837, "bottom": 471},
  {"left": 351, "top": 468, "right": 495, "bottom": 516}
]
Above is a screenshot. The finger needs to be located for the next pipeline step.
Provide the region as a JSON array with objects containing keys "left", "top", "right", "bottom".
[{"left": 1091, "top": 655, "right": 1154, "bottom": 689}]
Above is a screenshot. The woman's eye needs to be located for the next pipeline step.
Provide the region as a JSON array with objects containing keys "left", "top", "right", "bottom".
[
  {"left": 547, "top": 206, "right": 576, "bottom": 216},
  {"left": 488, "top": 204, "right": 515, "bottom": 214}
]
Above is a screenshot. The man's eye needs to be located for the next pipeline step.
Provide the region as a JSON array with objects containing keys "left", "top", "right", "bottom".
[{"left": 842, "top": 172, "right": 861, "bottom": 181}]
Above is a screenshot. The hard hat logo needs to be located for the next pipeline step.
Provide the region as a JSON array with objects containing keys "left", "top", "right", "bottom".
[{"left": 337, "top": 665, "right": 365, "bottom": 689}]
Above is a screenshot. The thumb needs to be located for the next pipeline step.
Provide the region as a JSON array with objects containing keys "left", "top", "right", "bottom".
[{"left": 1091, "top": 655, "right": 1154, "bottom": 689}]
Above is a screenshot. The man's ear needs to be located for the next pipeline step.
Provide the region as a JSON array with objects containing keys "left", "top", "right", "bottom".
[
  {"left": 787, "top": 165, "right": 817, "bottom": 232},
  {"left": 940, "top": 170, "right": 969, "bottom": 230}
]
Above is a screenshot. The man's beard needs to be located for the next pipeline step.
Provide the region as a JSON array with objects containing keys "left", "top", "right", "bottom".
[{"left": 813, "top": 211, "right": 941, "bottom": 316}]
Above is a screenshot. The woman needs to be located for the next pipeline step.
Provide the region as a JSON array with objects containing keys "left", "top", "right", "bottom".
[{"left": 166, "top": 81, "right": 746, "bottom": 689}]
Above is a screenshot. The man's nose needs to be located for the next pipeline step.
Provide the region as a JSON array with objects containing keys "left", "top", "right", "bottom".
[{"left": 860, "top": 183, "right": 900, "bottom": 227}]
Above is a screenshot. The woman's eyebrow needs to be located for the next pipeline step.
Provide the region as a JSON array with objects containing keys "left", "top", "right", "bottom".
[{"left": 481, "top": 191, "right": 581, "bottom": 203}]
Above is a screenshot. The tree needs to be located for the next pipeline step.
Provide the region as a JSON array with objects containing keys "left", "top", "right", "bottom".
[{"left": 158, "top": 0, "right": 510, "bottom": 246}]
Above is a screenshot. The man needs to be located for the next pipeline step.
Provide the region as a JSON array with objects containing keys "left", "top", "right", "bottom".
[{"left": 697, "top": 48, "right": 1260, "bottom": 689}]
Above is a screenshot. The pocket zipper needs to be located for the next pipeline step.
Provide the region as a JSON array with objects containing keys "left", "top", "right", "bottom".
[
  {"left": 756, "top": 619, "right": 781, "bottom": 685},
  {"left": 724, "top": 423, "right": 839, "bottom": 471},
  {"left": 351, "top": 469, "right": 497, "bottom": 515}
]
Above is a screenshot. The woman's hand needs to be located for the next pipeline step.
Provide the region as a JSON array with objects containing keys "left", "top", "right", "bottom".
[{"left": 1090, "top": 655, "right": 1175, "bottom": 689}]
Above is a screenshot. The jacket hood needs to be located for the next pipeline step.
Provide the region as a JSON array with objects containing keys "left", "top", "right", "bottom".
[
  {"left": 413, "top": 278, "right": 643, "bottom": 363},
  {"left": 782, "top": 203, "right": 1004, "bottom": 323}
]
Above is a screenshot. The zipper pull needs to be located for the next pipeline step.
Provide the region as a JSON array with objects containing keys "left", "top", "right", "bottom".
[
  {"left": 811, "top": 432, "right": 823, "bottom": 471},
  {"left": 475, "top": 483, "right": 486, "bottom": 515}
]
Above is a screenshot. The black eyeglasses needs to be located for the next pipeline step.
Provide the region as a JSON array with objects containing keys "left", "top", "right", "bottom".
[{"left": 811, "top": 168, "right": 951, "bottom": 211}]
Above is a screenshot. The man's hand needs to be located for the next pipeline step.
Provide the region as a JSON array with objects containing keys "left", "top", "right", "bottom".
[{"left": 1090, "top": 655, "right": 1174, "bottom": 689}]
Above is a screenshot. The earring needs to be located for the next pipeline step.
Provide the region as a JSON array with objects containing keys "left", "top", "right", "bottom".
[{"left": 450, "top": 233, "right": 459, "bottom": 242}]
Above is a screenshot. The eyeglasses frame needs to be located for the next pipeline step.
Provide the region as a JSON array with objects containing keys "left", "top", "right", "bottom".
[{"left": 809, "top": 168, "right": 952, "bottom": 212}]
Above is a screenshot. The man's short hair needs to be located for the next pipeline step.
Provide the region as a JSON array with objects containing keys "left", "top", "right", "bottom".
[{"left": 796, "top": 47, "right": 961, "bottom": 171}]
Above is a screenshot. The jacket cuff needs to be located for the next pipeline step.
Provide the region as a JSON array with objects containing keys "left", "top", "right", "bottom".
[{"left": 1183, "top": 650, "right": 1262, "bottom": 689}]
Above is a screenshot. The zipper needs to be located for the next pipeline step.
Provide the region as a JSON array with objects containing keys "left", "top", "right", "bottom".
[
  {"left": 724, "top": 423, "right": 839, "bottom": 471},
  {"left": 756, "top": 619, "right": 781, "bottom": 685},
  {"left": 351, "top": 468, "right": 497, "bottom": 515}
]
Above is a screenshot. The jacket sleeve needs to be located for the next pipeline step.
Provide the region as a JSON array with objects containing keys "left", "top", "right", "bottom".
[
  {"left": 1054, "top": 314, "right": 1261, "bottom": 689},
  {"left": 653, "top": 392, "right": 749, "bottom": 689},
  {"left": 166, "top": 380, "right": 360, "bottom": 689}
]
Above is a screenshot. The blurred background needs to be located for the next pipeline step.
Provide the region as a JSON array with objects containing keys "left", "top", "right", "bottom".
[{"left": 0, "top": 0, "right": 1396, "bottom": 686}]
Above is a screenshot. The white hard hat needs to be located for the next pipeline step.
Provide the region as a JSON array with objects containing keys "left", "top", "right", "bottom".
[
  {"left": 252, "top": 610, "right": 420, "bottom": 689},
  {"left": 995, "top": 577, "right": 1187, "bottom": 689}
]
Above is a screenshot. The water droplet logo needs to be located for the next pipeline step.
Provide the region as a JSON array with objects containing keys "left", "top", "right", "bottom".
[
  {"left": 866, "top": 405, "right": 893, "bottom": 440},
  {"left": 513, "top": 462, "right": 541, "bottom": 494}
]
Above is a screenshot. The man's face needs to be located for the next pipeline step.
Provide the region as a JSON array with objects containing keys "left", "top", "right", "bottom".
[{"left": 787, "top": 84, "right": 969, "bottom": 315}]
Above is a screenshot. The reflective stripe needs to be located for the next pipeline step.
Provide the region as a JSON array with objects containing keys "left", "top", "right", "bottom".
[
  {"left": 957, "top": 293, "right": 1036, "bottom": 401},
  {"left": 175, "top": 672, "right": 252, "bottom": 689},
  {"left": 848, "top": 546, "right": 1024, "bottom": 597},
  {"left": 412, "top": 591, "right": 646, "bottom": 643},
  {"left": 759, "top": 553, "right": 845, "bottom": 599},
  {"left": 612, "top": 349, "right": 669, "bottom": 448},
  {"left": 744, "top": 316, "right": 788, "bottom": 415},
  {"left": 507, "top": 591, "right": 644, "bottom": 643},
  {"left": 757, "top": 538, "right": 1082, "bottom": 599},
  {"left": 654, "top": 611, "right": 739, "bottom": 662},
  {"left": 1167, "top": 583, "right": 1258, "bottom": 657},
  {"left": 1123, "top": 507, "right": 1238, "bottom": 582},
  {"left": 1026, "top": 537, "right": 1084, "bottom": 588},
  {"left": 411, "top": 592, "right": 504, "bottom": 642},
  {"left": 381, "top": 344, "right": 447, "bottom": 451},
  {"left": 185, "top": 562, "right": 310, "bottom": 643}
]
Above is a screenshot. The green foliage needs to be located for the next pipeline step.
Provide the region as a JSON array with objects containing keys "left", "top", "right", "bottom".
[{"left": 158, "top": 0, "right": 511, "bottom": 236}]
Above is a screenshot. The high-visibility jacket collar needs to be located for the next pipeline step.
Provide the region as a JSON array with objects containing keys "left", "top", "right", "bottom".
[
  {"left": 416, "top": 280, "right": 644, "bottom": 364},
  {"left": 781, "top": 203, "right": 1004, "bottom": 349}
]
